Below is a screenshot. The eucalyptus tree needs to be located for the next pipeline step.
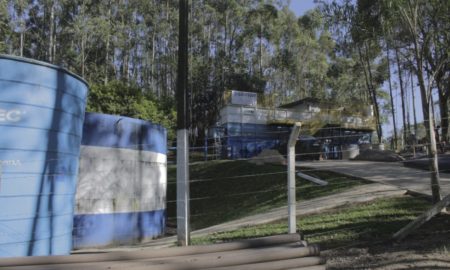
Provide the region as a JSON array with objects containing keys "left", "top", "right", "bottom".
[
  {"left": 382, "top": 31, "right": 398, "bottom": 149},
  {"left": 269, "top": 7, "right": 302, "bottom": 103},
  {"left": 319, "top": 0, "right": 388, "bottom": 143},
  {"left": 390, "top": 0, "right": 447, "bottom": 203},
  {"left": 420, "top": 1, "right": 450, "bottom": 142},
  {"left": 10, "top": 0, "right": 31, "bottom": 57},
  {"left": 0, "top": 0, "right": 11, "bottom": 53},
  {"left": 246, "top": 1, "right": 278, "bottom": 81}
]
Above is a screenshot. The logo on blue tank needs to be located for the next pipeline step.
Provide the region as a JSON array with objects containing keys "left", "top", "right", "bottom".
[{"left": 0, "top": 109, "right": 25, "bottom": 122}]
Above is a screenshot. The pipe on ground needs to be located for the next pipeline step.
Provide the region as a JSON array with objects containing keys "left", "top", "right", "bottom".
[
  {"left": 93, "top": 245, "right": 320, "bottom": 270},
  {"left": 3, "top": 245, "right": 320, "bottom": 270},
  {"left": 204, "top": 256, "right": 325, "bottom": 270},
  {"left": 0, "top": 234, "right": 301, "bottom": 267},
  {"left": 284, "top": 266, "right": 327, "bottom": 270}
]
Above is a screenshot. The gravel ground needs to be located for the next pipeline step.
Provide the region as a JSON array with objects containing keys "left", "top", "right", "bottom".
[
  {"left": 403, "top": 154, "right": 450, "bottom": 173},
  {"left": 324, "top": 214, "right": 450, "bottom": 270}
]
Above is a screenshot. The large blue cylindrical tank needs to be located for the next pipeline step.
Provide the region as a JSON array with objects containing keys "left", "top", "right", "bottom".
[
  {"left": 0, "top": 55, "right": 88, "bottom": 257},
  {"left": 73, "top": 112, "right": 167, "bottom": 249}
]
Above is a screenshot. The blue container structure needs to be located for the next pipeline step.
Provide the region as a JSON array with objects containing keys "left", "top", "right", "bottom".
[
  {"left": 0, "top": 55, "right": 88, "bottom": 257},
  {"left": 73, "top": 113, "right": 167, "bottom": 249},
  {"left": 219, "top": 123, "right": 291, "bottom": 159}
]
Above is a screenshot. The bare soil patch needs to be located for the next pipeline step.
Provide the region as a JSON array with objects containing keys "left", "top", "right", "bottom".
[{"left": 325, "top": 214, "right": 450, "bottom": 270}]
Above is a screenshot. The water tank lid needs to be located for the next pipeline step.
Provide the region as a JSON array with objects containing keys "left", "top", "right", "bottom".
[{"left": 0, "top": 54, "right": 89, "bottom": 87}]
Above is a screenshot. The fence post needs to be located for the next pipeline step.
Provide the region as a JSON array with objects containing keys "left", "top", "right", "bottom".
[
  {"left": 287, "top": 122, "right": 302, "bottom": 234},
  {"left": 176, "top": 0, "right": 190, "bottom": 246}
]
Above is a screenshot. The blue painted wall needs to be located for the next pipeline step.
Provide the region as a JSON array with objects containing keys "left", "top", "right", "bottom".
[
  {"left": 0, "top": 55, "right": 88, "bottom": 257},
  {"left": 221, "top": 123, "right": 290, "bottom": 159},
  {"left": 73, "top": 113, "right": 167, "bottom": 249},
  {"left": 81, "top": 112, "right": 166, "bottom": 154}
]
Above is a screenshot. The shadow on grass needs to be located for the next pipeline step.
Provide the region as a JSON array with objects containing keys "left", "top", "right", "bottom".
[
  {"left": 166, "top": 160, "right": 370, "bottom": 231},
  {"left": 191, "top": 196, "right": 450, "bottom": 251}
]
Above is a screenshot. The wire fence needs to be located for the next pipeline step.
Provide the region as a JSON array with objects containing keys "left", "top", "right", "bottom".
[{"left": 0, "top": 130, "right": 449, "bottom": 253}]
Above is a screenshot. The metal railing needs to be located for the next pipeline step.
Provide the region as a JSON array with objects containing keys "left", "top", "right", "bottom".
[{"left": 220, "top": 105, "right": 376, "bottom": 131}]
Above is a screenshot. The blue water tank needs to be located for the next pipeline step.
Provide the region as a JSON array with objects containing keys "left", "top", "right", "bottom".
[
  {"left": 73, "top": 113, "right": 167, "bottom": 249},
  {"left": 0, "top": 55, "right": 88, "bottom": 257}
]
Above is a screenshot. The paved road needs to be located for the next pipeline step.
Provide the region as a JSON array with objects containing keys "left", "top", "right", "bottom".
[{"left": 299, "top": 160, "right": 450, "bottom": 196}]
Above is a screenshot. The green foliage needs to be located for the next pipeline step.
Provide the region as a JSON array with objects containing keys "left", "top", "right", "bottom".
[
  {"left": 6, "top": 0, "right": 447, "bottom": 142},
  {"left": 87, "top": 81, "right": 176, "bottom": 140}
]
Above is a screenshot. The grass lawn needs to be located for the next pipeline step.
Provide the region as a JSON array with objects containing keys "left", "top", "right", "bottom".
[
  {"left": 166, "top": 160, "right": 370, "bottom": 231},
  {"left": 190, "top": 196, "right": 450, "bottom": 251}
]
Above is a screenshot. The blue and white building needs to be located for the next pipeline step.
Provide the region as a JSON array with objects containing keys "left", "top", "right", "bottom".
[{"left": 216, "top": 90, "right": 375, "bottom": 159}]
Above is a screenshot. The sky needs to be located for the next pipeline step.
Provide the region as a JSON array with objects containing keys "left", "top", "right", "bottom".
[{"left": 289, "top": 0, "right": 317, "bottom": 16}]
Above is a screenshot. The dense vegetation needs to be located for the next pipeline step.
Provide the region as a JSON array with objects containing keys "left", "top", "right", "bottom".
[{"left": 0, "top": 0, "right": 448, "bottom": 145}]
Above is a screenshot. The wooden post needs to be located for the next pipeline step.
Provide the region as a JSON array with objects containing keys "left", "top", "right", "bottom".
[{"left": 287, "top": 122, "right": 302, "bottom": 234}]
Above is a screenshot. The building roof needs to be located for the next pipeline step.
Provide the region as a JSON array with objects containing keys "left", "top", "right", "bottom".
[{"left": 278, "top": 97, "right": 322, "bottom": 109}]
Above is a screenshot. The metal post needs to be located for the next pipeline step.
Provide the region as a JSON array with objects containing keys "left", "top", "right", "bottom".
[
  {"left": 176, "top": 0, "right": 190, "bottom": 246},
  {"left": 287, "top": 122, "right": 301, "bottom": 234},
  {"left": 177, "top": 130, "right": 189, "bottom": 246},
  {"left": 204, "top": 129, "right": 208, "bottom": 161}
]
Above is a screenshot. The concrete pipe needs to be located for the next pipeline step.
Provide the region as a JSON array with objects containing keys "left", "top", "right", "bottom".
[
  {"left": 2, "top": 245, "right": 320, "bottom": 270},
  {"left": 284, "top": 266, "right": 327, "bottom": 270},
  {"left": 109, "top": 245, "right": 321, "bottom": 270},
  {"left": 206, "top": 256, "right": 325, "bottom": 270},
  {"left": 0, "top": 234, "right": 302, "bottom": 267}
]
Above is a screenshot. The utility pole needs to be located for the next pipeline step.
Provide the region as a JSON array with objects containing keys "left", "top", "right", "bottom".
[{"left": 176, "top": 0, "right": 190, "bottom": 246}]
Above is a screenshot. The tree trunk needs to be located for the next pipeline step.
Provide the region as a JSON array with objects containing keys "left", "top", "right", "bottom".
[
  {"left": 123, "top": 52, "right": 129, "bottom": 82},
  {"left": 434, "top": 68, "right": 449, "bottom": 143},
  {"left": 19, "top": 21, "right": 24, "bottom": 57},
  {"left": 413, "top": 39, "right": 441, "bottom": 203},
  {"left": 259, "top": 18, "right": 263, "bottom": 79},
  {"left": 224, "top": 11, "right": 228, "bottom": 57},
  {"left": 411, "top": 70, "right": 418, "bottom": 136},
  {"left": 104, "top": 1, "right": 111, "bottom": 85},
  {"left": 81, "top": 34, "right": 85, "bottom": 78},
  {"left": 48, "top": 2, "right": 55, "bottom": 63},
  {"left": 104, "top": 33, "right": 110, "bottom": 85},
  {"left": 386, "top": 44, "right": 398, "bottom": 150},
  {"left": 52, "top": 32, "right": 56, "bottom": 63},
  {"left": 438, "top": 86, "right": 449, "bottom": 143},
  {"left": 359, "top": 43, "right": 382, "bottom": 143},
  {"left": 395, "top": 47, "right": 408, "bottom": 147},
  {"left": 365, "top": 43, "right": 383, "bottom": 142},
  {"left": 80, "top": 0, "right": 86, "bottom": 78}
]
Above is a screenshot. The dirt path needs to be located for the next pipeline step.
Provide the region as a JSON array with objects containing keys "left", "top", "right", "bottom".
[
  {"left": 299, "top": 160, "right": 450, "bottom": 196},
  {"left": 300, "top": 160, "right": 450, "bottom": 269},
  {"left": 324, "top": 231, "right": 450, "bottom": 270},
  {"left": 325, "top": 248, "right": 450, "bottom": 269}
]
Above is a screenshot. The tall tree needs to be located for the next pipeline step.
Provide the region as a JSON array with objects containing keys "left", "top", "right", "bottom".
[
  {"left": 0, "top": 0, "right": 11, "bottom": 53},
  {"left": 394, "top": 0, "right": 445, "bottom": 203}
]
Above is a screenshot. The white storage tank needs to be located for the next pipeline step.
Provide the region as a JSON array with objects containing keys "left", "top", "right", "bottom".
[{"left": 73, "top": 113, "right": 167, "bottom": 249}]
